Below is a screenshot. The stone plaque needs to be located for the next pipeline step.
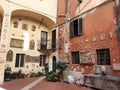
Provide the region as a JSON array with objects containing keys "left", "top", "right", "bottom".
[
  {"left": 80, "top": 52, "right": 94, "bottom": 64},
  {"left": 99, "top": 33, "right": 106, "bottom": 40},
  {"left": 25, "top": 55, "right": 39, "bottom": 63},
  {"left": 113, "top": 63, "right": 120, "bottom": 70},
  {"left": 10, "top": 38, "right": 24, "bottom": 48}
]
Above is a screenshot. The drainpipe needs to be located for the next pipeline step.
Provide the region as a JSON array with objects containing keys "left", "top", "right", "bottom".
[
  {"left": 66, "top": 0, "right": 69, "bottom": 19},
  {"left": 114, "top": 0, "right": 119, "bottom": 26}
]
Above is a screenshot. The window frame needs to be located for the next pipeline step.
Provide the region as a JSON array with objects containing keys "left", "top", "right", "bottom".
[
  {"left": 72, "top": 51, "right": 80, "bottom": 64},
  {"left": 41, "top": 31, "right": 48, "bottom": 49},
  {"left": 70, "top": 17, "right": 83, "bottom": 38},
  {"left": 39, "top": 55, "right": 46, "bottom": 66},
  {"left": 96, "top": 49, "right": 111, "bottom": 65},
  {"left": 15, "top": 53, "right": 25, "bottom": 68}
]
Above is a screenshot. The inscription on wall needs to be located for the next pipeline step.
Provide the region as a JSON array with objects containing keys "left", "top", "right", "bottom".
[
  {"left": 25, "top": 55, "right": 39, "bottom": 63},
  {"left": 113, "top": 63, "right": 120, "bottom": 70},
  {"left": 10, "top": 38, "right": 24, "bottom": 48},
  {"left": 80, "top": 52, "right": 94, "bottom": 64}
]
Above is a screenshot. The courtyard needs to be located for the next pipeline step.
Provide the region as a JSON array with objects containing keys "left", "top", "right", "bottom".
[{"left": 0, "top": 76, "right": 93, "bottom": 90}]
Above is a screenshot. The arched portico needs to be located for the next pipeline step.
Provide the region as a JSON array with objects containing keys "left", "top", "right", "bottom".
[{"left": 49, "top": 54, "right": 57, "bottom": 72}]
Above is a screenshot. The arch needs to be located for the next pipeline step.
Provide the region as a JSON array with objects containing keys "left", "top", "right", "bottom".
[
  {"left": 0, "top": 5, "right": 4, "bottom": 17},
  {"left": 6, "top": 50, "right": 13, "bottom": 62},
  {"left": 0, "top": 5, "right": 4, "bottom": 36},
  {"left": 29, "top": 40, "right": 35, "bottom": 50},
  {"left": 11, "top": 9, "right": 55, "bottom": 29},
  {"left": 52, "top": 56, "right": 57, "bottom": 72}
]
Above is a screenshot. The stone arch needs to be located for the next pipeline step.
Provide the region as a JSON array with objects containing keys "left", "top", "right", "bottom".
[
  {"left": 11, "top": 9, "right": 55, "bottom": 29},
  {"left": 6, "top": 50, "right": 13, "bottom": 62},
  {"left": 52, "top": 56, "right": 57, "bottom": 72},
  {"left": 0, "top": 5, "right": 4, "bottom": 37}
]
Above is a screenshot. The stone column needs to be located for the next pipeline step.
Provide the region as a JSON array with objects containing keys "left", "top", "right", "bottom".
[{"left": 0, "top": 12, "right": 11, "bottom": 84}]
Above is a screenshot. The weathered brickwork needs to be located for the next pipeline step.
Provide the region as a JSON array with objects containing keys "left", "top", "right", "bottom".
[{"left": 57, "top": 0, "right": 120, "bottom": 76}]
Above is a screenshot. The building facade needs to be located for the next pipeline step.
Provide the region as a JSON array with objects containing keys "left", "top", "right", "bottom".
[
  {"left": 57, "top": 0, "right": 120, "bottom": 76},
  {"left": 0, "top": 0, "right": 120, "bottom": 84},
  {"left": 0, "top": 0, "right": 58, "bottom": 83}
]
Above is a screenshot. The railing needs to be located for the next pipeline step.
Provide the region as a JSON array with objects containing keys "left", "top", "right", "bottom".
[{"left": 37, "top": 39, "right": 57, "bottom": 51}]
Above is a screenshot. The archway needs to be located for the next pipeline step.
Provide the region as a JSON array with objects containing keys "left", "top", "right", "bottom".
[{"left": 52, "top": 56, "right": 57, "bottom": 72}]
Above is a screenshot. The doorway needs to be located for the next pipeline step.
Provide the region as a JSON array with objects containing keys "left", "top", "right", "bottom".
[{"left": 52, "top": 56, "right": 57, "bottom": 72}]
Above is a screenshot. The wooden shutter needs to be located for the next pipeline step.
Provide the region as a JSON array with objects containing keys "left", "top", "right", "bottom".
[
  {"left": 78, "top": 18, "right": 83, "bottom": 35},
  {"left": 15, "top": 54, "right": 19, "bottom": 67}
]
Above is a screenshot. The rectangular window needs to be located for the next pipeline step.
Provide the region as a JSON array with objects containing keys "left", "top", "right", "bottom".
[
  {"left": 41, "top": 31, "right": 48, "bottom": 49},
  {"left": 39, "top": 55, "right": 46, "bottom": 66},
  {"left": 52, "top": 30, "right": 56, "bottom": 49},
  {"left": 72, "top": 52, "right": 80, "bottom": 64},
  {"left": 96, "top": 49, "right": 110, "bottom": 65},
  {"left": 70, "top": 18, "right": 83, "bottom": 38},
  {"left": 15, "top": 54, "right": 25, "bottom": 67}
]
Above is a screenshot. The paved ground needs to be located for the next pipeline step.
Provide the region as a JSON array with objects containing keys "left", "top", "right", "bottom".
[{"left": 0, "top": 76, "right": 94, "bottom": 90}]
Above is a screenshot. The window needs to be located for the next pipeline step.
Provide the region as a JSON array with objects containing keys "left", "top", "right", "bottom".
[
  {"left": 96, "top": 49, "right": 110, "bottom": 65},
  {"left": 70, "top": 18, "right": 83, "bottom": 38},
  {"left": 72, "top": 52, "right": 80, "bottom": 64},
  {"left": 22, "top": 23, "right": 28, "bottom": 30},
  {"left": 39, "top": 55, "right": 46, "bottom": 66},
  {"left": 15, "top": 54, "right": 25, "bottom": 67},
  {"left": 52, "top": 30, "right": 56, "bottom": 49},
  {"left": 41, "top": 31, "right": 47, "bottom": 49}
]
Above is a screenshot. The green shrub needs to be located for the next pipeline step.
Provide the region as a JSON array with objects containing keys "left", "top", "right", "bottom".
[
  {"left": 46, "top": 71, "right": 59, "bottom": 82},
  {"left": 10, "top": 72, "right": 18, "bottom": 79},
  {"left": 56, "top": 61, "right": 68, "bottom": 75},
  {"left": 35, "top": 72, "right": 44, "bottom": 77},
  {"left": 10, "top": 71, "right": 25, "bottom": 79},
  {"left": 18, "top": 73, "right": 25, "bottom": 78}
]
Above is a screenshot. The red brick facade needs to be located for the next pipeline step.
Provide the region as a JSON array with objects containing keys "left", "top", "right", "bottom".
[{"left": 57, "top": 0, "right": 120, "bottom": 76}]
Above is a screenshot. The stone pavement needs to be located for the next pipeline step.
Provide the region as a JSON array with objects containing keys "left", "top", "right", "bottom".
[{"left": 0, "top": 76, "right": 94, "bottom": 90}]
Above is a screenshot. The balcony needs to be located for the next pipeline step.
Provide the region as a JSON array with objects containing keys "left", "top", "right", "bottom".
[{"left": 37, "top": 39, "right": 57, "bottom": 52}]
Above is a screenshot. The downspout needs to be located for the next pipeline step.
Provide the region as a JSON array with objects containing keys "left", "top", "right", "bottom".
[
  {"left": 64, "top": 0, "right": 70, "bottom": 61},
  {"left": 114, "top": 0, "right": 119, "bottom": 26},
  {"left": 64, "top": 0, "right": 69, "bottom": 44}
]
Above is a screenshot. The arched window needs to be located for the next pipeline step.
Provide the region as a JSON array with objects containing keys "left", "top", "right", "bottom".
[
  {"left": 6, "top": 50, "right": 13, "bottom": 62},
  {"left": 29, "top": 40, "right": 35, "bottom": 50}
]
